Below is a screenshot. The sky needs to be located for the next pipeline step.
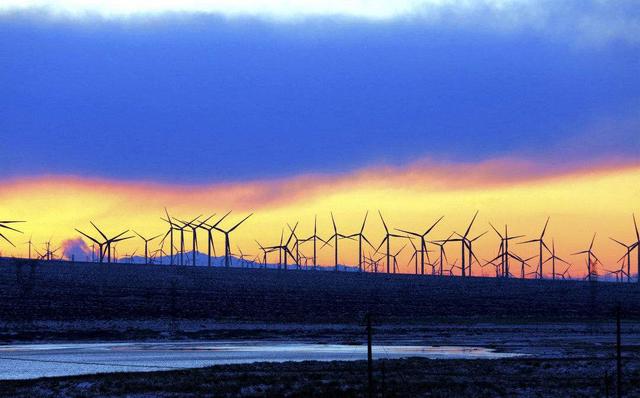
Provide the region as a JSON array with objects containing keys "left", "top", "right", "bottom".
[{"left": 0, "top": 1, "right": 639, "bottom": 277}]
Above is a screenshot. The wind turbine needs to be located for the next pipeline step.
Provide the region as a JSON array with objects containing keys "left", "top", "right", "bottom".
[
  {"left": 265, "top": 227, "right": 297, "bottom": 270},
  {"left": 299, "top": 215, "right": 329, "bottom": 270},
  {"left": 572, "top": 233, "right": 599, "bottom": 281},
  {"left": 0, "top": 220, "right": 24, "bottom": 249},
  {"left": 160, "top": 213, "right": 199, "bottom": 266},
  {"left": 510, "top": 253, "right": 536, "bottom": 279},
  {"left": 430, "top": 233, "right": 454, "bottom": 276},
  {"left": 133, "top": 231, "right": 162, "bottom": 265},
  {"left": 322, "top": 213, "right": 354, "bottom": 271},
  {"left": 88, "top": 221, "right": 133, "bottom": 264},
  {"left": 287, "top": 222, "right": 301, "bottom": 268},
  {"left": 488, "top": 223, "right": 524, "bottom": 278},
  {"left": 76, "top": 228, "right": 106, "bottom": 263},
  {"left": 235, "top": 245, "right": 254, "bottom": 268},
  {"left": 43, "top": 240, "right": 61, "bottom": 261},
  {"left": 451, "top": 211, "right": 479, "bottom": 277},
  {"left": 519, "top": 217, "right": 550, "bottom": 279},
  {"left": 364, "top": 252, "right": 384, "bottom": 273},
  {"left": 256, "top": 240, "right": 277, "bottom": 269},
  {"left": 610, "top": 237, "right": 632, "bottom": 283},
  {"left": 482, "top": 257, "right": 501, "bottom": 278},
  {"left": 396, "top": 216, "right": 444, "bottom": 275},
  {"left": 24, "top": 235, "right": 33, "bottom": 259},
  {"left": 447, "top": 260, "right": 459, "bottom": 277},
  {"left": 176, "top": 214, "right": 213, "bottom": 266},
  {"left": 160, "top": 208, "right": 179, "bottom": 265},
  {"left": 376, "top": 211, "right": 404, "bottom": 274},
  {"left": 346, "top": 211, "right": 375, "bottom": 272},
  {"left": 150, "top": 246, "right": 167, "bottom": 265},
  {"left": 462, "top": 230, "right": 487, "bottom": 277},
  {"left": 298, "top": 253, "right": 311, "bottom": 270},
  {"left": 199, "top": 211, "right": 231, "bottom": 267},
  {"left": 558, "top": 265, "right": 571, "bottom": 280},
  {"left": 214, "top": 213, "right": 253, "bottom": 268},
  {"left": 542, "top": 239, "right": 569, "bottom": 280},
  {"left": 605, "top": 261, "right": 628, "bottom": 283},
  {"left": 168, "top": 215, "right": 200, "bottom": 266},
  {"left": 389, "top": 244, "right": 407, "bottom": 273},
  {"left": 122, "top": 250, "right": 137, "bottom": 264}
]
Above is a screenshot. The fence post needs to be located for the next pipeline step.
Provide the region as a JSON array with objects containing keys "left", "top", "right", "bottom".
[
  {"left": 366, "top": 313, "right": 373, "bottom": 398},
  {"left": 616, "top": 305, "right": 622, "bottom": 398}
]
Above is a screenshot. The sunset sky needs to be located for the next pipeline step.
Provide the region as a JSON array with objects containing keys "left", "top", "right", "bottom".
[{"left": 0, "top": 1, "right": 638, "bottom": 277}]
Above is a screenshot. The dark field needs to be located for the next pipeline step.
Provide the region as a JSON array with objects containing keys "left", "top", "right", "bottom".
[
  {"left": 1, "top": 258, "right": 638, "bottom": 328},
  {"left": 2, "top": 356, "right": 640, "bottom": 397}
]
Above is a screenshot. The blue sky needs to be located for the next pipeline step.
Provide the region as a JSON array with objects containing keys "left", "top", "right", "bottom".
[{"left": 0, "top": 1, "right": 638, "bottom": 183}]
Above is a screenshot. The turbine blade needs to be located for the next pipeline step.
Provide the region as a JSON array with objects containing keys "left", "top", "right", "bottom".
[
  {"left": 0, "top": 233, "right": 16, "bottom": 247},
  {"left": 229, "top": 213, "right": 253, "bottom": 232},
  {"left": 471, "top": 230, "right": 487, "bottom": 242},
  {"left": 378, "top": 210, "right": 388, "bottom": 233},
  {"left": 213, "top": 210, "right": 233, "bottom": 228},
  {"left": 360, "top": 210, "right": 369, "bottom": 234},
  {"left": 0, "top": 223, "right": 23, "bottom": 233},
  {"left": 395, "top": 228, "right": 420, "bottom": 237},
  {"left": 75, "top": 229, "right": 101, "bottom": 245},
  {"left": 463, "top": 210, "right": 479, "bottom": 238},
  {"left": 540, "top": 217, "right": 550, "bottom": 239},
  {"left": 489, "top": 222, "right": 502, "bottom": 239},
  {"left": 425, "top": 215, "right": 444, "bottom": 235},
  {"left": 90, "top": 221, "right": 108, "bottom": 241},
  {"left": 330, "top": 212, "right": 338, "bottom": 233}
]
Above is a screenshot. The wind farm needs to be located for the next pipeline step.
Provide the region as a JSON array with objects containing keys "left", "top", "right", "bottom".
[
  {"left": 2, "top": 0, "right": 640, "bottom": 396},
  {"left": 2, "top": 210, "right": 640, "bottom": 281},
  {"left": 1, "top": 210, "right": 640, "bottom": 396}
]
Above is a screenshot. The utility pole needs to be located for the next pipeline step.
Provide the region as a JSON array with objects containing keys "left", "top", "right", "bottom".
[
  {"left": 616, "top": 305, "right": 622, "bottom": 398},
  {"left": 366, "top": 313, "right": 373, "bottom": 398}
]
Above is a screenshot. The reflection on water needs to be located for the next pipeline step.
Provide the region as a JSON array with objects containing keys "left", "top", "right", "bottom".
[{"left": 0, "top": 341, "right": 520, "bottom": 380}]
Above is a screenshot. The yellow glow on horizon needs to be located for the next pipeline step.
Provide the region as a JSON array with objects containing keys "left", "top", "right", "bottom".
[{"left": 1, "top": 160, "right": 639, "bottom": 279}]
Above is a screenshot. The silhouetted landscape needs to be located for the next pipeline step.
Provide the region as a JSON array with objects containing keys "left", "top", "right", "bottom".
[{"left": 3, "top": 1, "right": 640, "bottom": 396}]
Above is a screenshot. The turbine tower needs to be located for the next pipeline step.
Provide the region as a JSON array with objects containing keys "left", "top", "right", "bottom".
[{"left": 630, "top": 214, "right": 640, "bottom": 283}]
